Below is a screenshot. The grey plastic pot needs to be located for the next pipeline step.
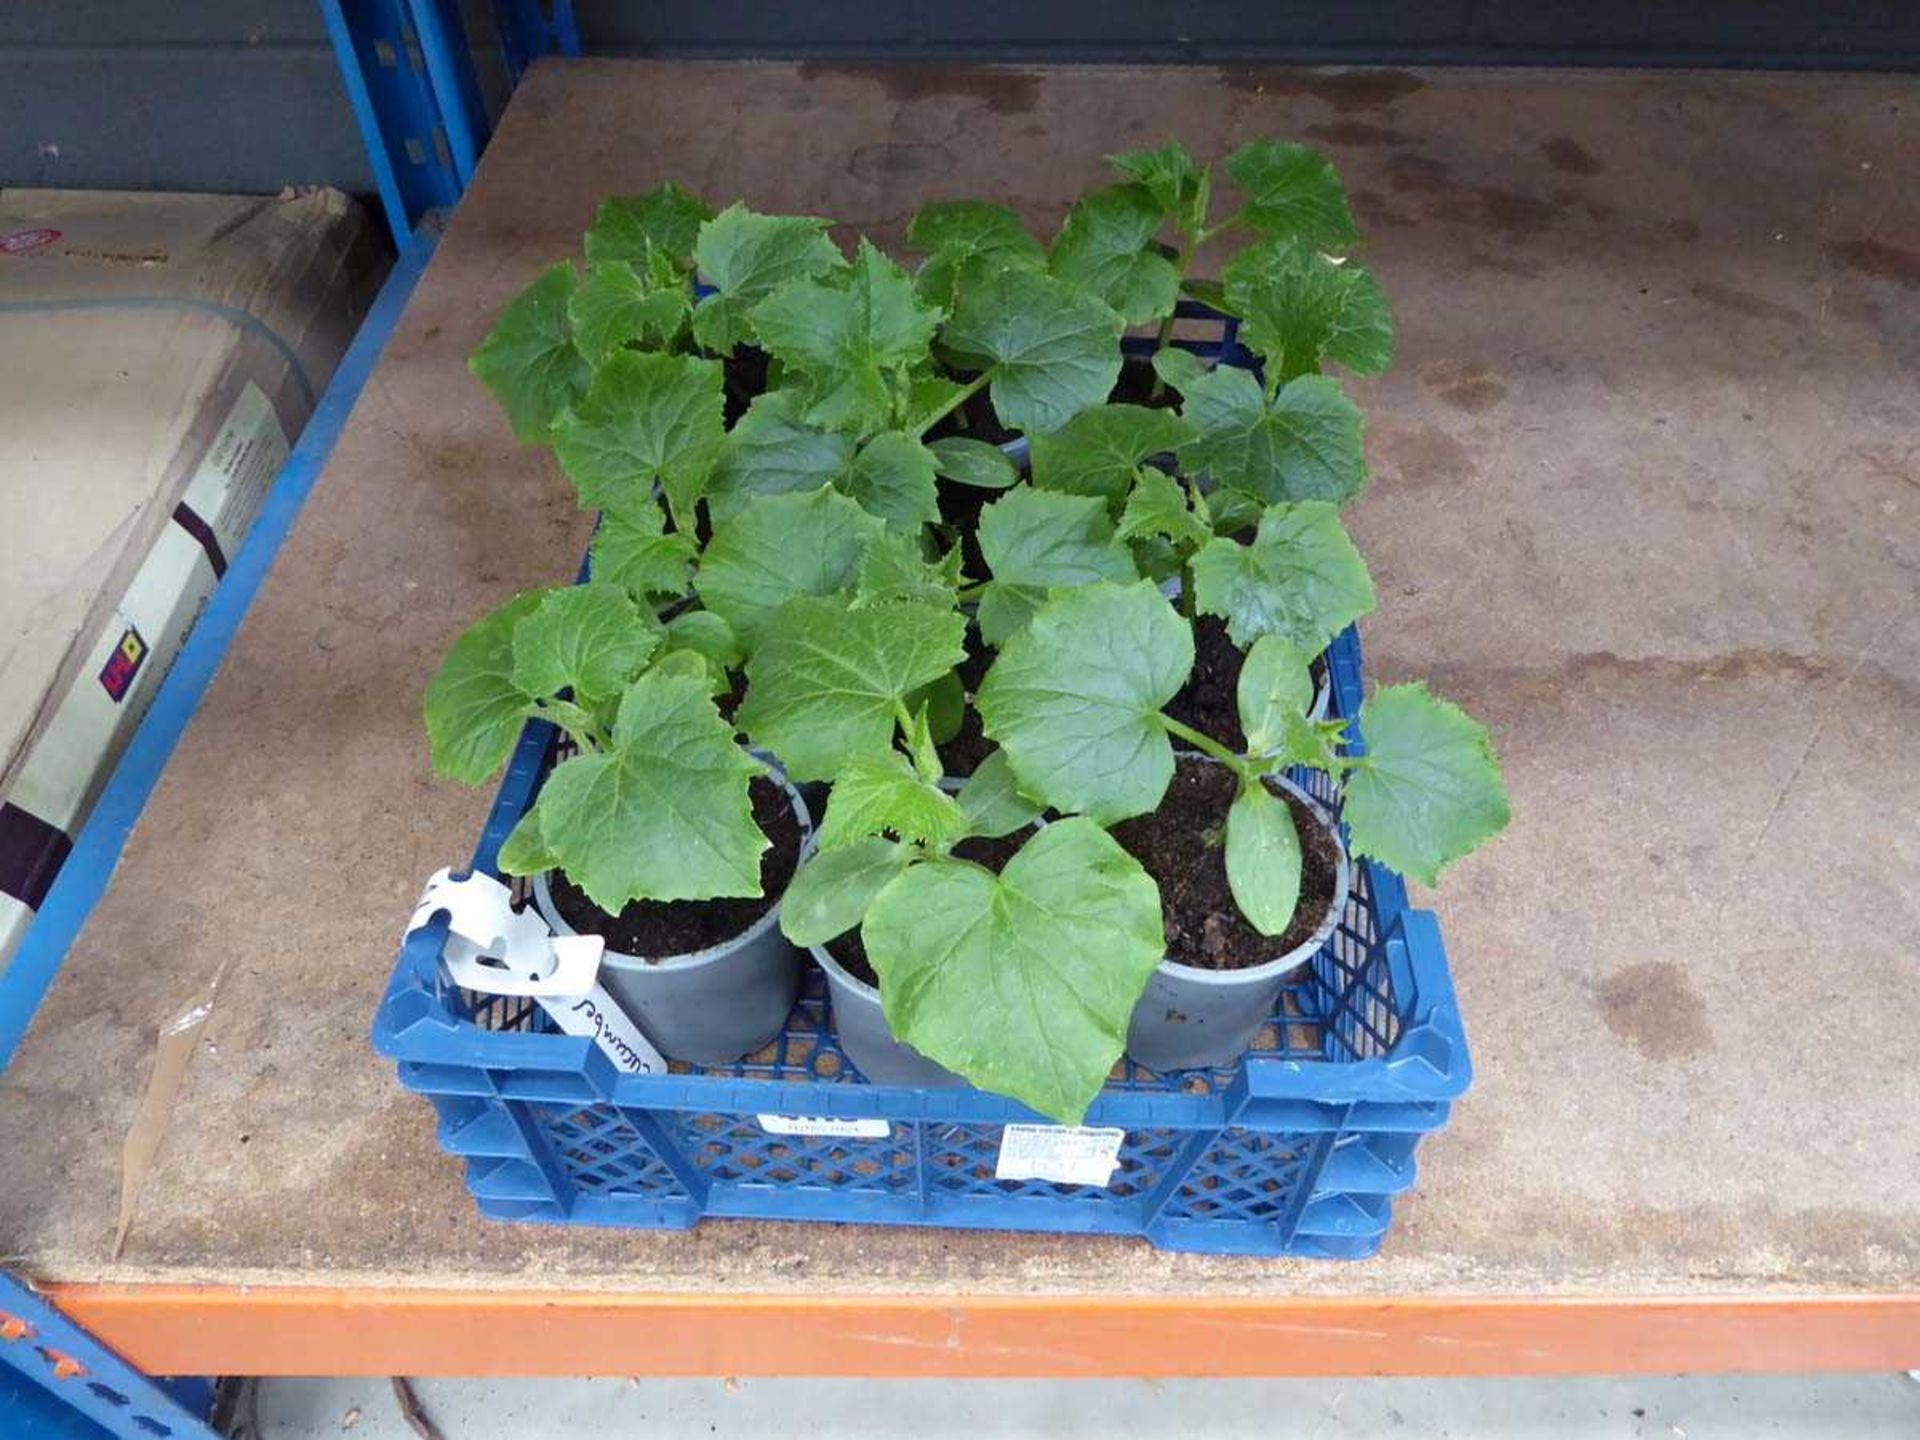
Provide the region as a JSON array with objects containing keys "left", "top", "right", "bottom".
[
  {"left": 530, "top": 776, "right": 813, "bottom": 1067},
  {"left": 1124, "top": 771, "right": 1351, "bottom": 1073},
  {"left": 810, "top": 941, "right": 967, "bottom": 1088}
]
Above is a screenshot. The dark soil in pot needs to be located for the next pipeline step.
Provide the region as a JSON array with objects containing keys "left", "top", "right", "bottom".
[
  {"left": 549, "top": 776, "right": 803, "bottom": 957},
  {"left": 1162, "top": 615, "right": 1329, "bottom": 754},
  {"left": 822, "top": 829, "right": 1027, "bottom": 987},
  {"left": 1109, "top": 759, "right": 1342, "bottom": 972},
  {"left": 1110, "top": 355, "right": 1184, "bottom": 411}
]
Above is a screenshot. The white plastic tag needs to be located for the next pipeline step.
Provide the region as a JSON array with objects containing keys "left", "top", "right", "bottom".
[
  {"left": 995, "top": 1124, "right": 1126, "bottom": 1186},
  {"left": 408, "top": 869, "right": 667, "bottom": 1076},
  {"left": 757, "top": 1114, "right": 891, "bottom": 1139}
]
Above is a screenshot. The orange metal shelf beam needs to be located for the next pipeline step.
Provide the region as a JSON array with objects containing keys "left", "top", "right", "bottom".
[{"left": 43, "top": 1286, "right": 1920, "bottom": 1378}]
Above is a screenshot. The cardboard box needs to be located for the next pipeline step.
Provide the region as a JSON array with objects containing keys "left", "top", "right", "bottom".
[{"left": 0, "top": 189, "right": 388, "bottom": 968}]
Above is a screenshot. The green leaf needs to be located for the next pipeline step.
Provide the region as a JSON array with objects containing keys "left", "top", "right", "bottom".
[
  {"left": 906, "top": 668, "right": 966, "bottom": 745},
  {"left": 1343, "top": 684, "right": 1511, "bottom": 888},
  {"left": 944, "top": 265, "right": 1124, "bottom": 435},
  {"left": 1116, "top": 467, "right": 1211, "bottom": 552},
  {"left": 691, "top": 204, "right": 844, "bottom": 353},
  {"left": 1110, "top": 141, "right": 1208, "bottom": 235},
  {"left": 1222, "top": 236, "right": 1393, "bottom": 382},
  {"left": 1028, "top": 404, "right": 1197, "bottom": 504},
  {"left": 901, "top": 375, "right": 971, "bottom": 433},
  {"left": 568, "top": 260, "right": 690, "bottom": 361},
  {"left": 737, "top": 595, "right": 967, "bottom": 782},
  {"left": 864, "top": 818, "right": 1164, "bottom": 1124},
  {"left": 707, "top": 390, "right": 854, "bottom": 524},
  {"left": 1049, "top": 184, "right": 1181, "bottom": 327},
  {"left": 1191, "top": 501, "right": 1376, "bottom": 652},
  {"left": 1225, "top": 780, "right": 1304, "bottom": 936},
  {"left": 841, "top": 431, "right": 940, "bottom": 529},
  {"left": 905, "top": 200, "right": 1046, "bottom": 310},
  {"left": 469, "top": 263, "right": 590, "bottom": 444},
  {"left": 1236, "top": 635, "right": 1315, "bottom": 755},
  {"left": 496, "top": 805, "right": 559, "bottom": 877},
  {"left": 928, "top": 436, "right": 1020, "bottom": 490},
  {"left": 584, "top": 184, "right": 712, "bottom": 266},
  {"left": 538, "top": 669, "right": 766, "bottom": 910},
  {"left": 780, "top": 837, "right": 912, "bottom": 947},
  {"left": 817, "top": 750, "right": 970, "bottom": 852},
  {"left": 954, "top": 749, "right": 1043, "bottom": 838},
  {"left": 856, "top": 529, "right": 964, "bottom": 608},
  {"left": 588, "top": 502, "right": 697, "bottom": 602},
  {"left": 1150, "top": 346, "right": 1208, "bottom": 394},
  {"left": 424, "top": 591, "right": 544, "bottom": 784},
  {"left": 1167, "top": 364, "right": 1367, "bottom": 506},
  {"left": 696, "top": 487, "right": 885, "bottom": 646},
  {"left": 551, "top": 350, "right": 725, "bottom": 525},
  {"left": 1208, "top": 485, "right": 1266, "bottom": 536},
  {"left": 510, "top": 583, "right": 660, "bottom": 704},
  {"left": 1181, "top": 276, "right": 1228, "bottom": 312},
  {"left": 661, "top": 610, "right": 743, "bottom": 695},
  {"left": 977, "top": 580, "right": 1191, "bottom": 823},
  {"left": 750, "top": 239, "right": 940, "bottom": 435},
  {"left": 975, "top": 487, "right": 1139, "bottom": 646},
  {"left": 1224, "top": 139, "right": 1358, "bottom": 250}
]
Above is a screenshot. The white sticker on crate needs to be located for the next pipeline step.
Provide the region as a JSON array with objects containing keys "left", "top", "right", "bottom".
[
  {"left": 757, "top": 1114, "right": 891, "bottom": 1139},
  {"left": 995, "top": 1124, "right": 1126, "bottom": 1186}
]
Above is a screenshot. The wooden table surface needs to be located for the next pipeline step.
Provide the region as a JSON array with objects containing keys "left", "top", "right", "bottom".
[{"left": 3, "top": 60, "right": 1917, "bottom": 1376}]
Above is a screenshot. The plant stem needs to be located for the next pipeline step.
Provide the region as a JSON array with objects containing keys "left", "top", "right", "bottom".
[
  {"left": 1146, "top": 236, "right": 1199, "bottom": 400},
  {"left": 955, "top": 581, "right": 990, "bottom": 603},
  {"left": 1178, "top": 561, "right": 1197, "bottom": 621},
  {"left": 916, "top": 370, "right": 994, "bottom": 437},
  {"left": 1155, "top": 714, "right": 1250, "bottom": 776}
]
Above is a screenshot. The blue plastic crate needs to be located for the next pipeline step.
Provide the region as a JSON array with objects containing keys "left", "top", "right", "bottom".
[{"left": 372, "top": 620, "right": 1473, "bottom": 1258}]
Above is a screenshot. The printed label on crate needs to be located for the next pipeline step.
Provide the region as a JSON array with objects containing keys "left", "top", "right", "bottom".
[
  {"left": 994, "top": 1124, "right": 1126, "bottom": 1186},
  {"left": 96, "top": 626, "right": 148, "bottom": 701},
  {"left": 756, "top": 1114, "right": 892, "bottom": 1139}
]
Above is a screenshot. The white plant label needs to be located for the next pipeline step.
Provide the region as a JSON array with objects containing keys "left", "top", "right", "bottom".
[
  {"left": 756, "top": 1114, "right": 892, "bottom": 1139},
  {"left": 408, "top": 868, "right": 667, "bottom": 1076},
  {"left": 995, "top": 1124, "right": 1126, "bottom": 1186}
]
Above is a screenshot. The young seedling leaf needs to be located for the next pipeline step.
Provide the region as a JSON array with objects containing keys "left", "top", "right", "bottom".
[
  {"left": 1150, "top": 345, "right": 1209, "bottom": 394},
  {"left": 863, "top": 818, "right": 1164, "bottom": 1124},
  {"left": 584, "top": 184, "right": 712, "bottom": 267},
  {"left": 469, "top": 263, "right": 590, "bottom": 444},
  {"left": 661, "top": 610, "right": 743, "bottom": 695},
  {"left": 780, "top": 837, "right": 912, "bottom": 947},
  {"left": 977, "top": 579, "right": 1191, "bottom": 822},
  {"left": 1236, "top": 635, "right": 1317, "bottom": 755},
  {"left": 551, "top": 350, "right": 725, "bottom": 526},
  {"left": 928, "top": 436, "right": 1020, "bottom": 490},
  {"left": 538, "top": 669, "right": 767, "bottom": 910},
  {"left": 1109, "top": 141, "right": 1208, "bottom": 235},
  {"left": 944, "top": 266, "right": 1124, "bottom": 434},
  {"left": 975, "top": 487, "right": 1139, "bottom": 645},
  {"left": 1169, "top": 365, "right": 1367, "bottom": 506},
  {"left": 1191, "top": 501, "right": 1376, "bottom": 652},
  {"left": 1029, "top": 404, "right": 1197, "bottom": 504},
  {"left": 691, "top": 204, "right": 844, "bottom": 353},
  {"left": 817, "top": 750, "right": 970, "bottom": 852},
  {"left": 1116, "top": 467, "right": 1211, "bottom": 551},
  {"left": 1225, "top": 780, "right": 1304, "bottom": 936},
  {"left": 905, "top": 668, "right": 966, "bottom": 745},
  {"left": 1048, "top": 184, "right": 1181, "bottom": 326},
  {"left": 1343, "top": 684, "right": 1511, "bottom": 888},
  {"left": 751, "top": 239, "right": 942, "bottom": 435},
  {"left": 696, "top": 487, "right": 885, "bottom": 646},
  {"left": 1222, "top": 236, "right": 1392, "bottom": 381},
  {"left": 737, "top": 595, "right": 967, "bottom": 781},
  {"left": 706, "top": 390, "right": 855, "bottom": 524},
  {"left": 510, "top": 583, "right": 661, "bottom": 705},
  {"left": 424, "top": 591, "right": 544, "bottom": 784},
  {"left": 588, "top": 501, "right": 697, "bottom": 602},
  {"left": 1207, "top": 485, "right": 1266, "bottom": 536},
  {"left": 1224, "top": 139, "right": 1358, "bottom": 250},
  {"left": 840, "top": 431, "right": 941, "bottom": 529},
  {"left": 856, "top": 529, "right": 964, "bottom": 608},
  {"left": 568, "top": 259, "right": 690, "bottom": 361},
  {"left": 905, "top": 200, "right": 1046, "bottom": 310},
  {"left": 496, "top": 803, "right": 560, "bottom": 877},
  {"left": 954, "top": 749, "right": 1044, "bottom": 838}
]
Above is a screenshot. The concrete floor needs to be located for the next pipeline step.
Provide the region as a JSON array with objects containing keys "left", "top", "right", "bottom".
[{"left": 246, "top": 1374, "right": 1920, "bottom": 1439}]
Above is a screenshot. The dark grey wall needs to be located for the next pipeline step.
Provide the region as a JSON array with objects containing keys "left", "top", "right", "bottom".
[{"left": 3, "top": 3, "right": 1914, "bottom": 196}]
